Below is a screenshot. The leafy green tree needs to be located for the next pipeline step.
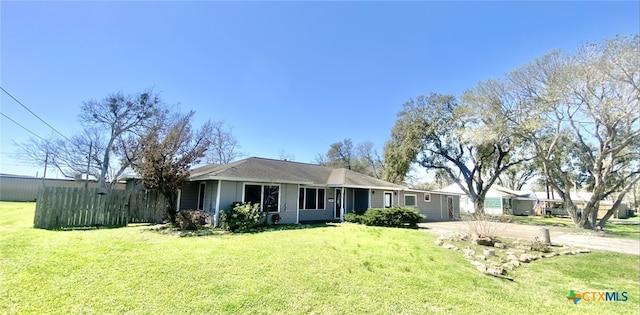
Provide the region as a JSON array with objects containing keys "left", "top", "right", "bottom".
[
  {"left": 316, "top": 139, "right": 384, "bottom": 178},
  {"left": 497, "top": 161, "right": 537, "bottom": 191},
  {"left": 513, "top": 35, "right": 640, "bottom": 229},
  {"left": 383, "top": 92, "right": 533, "bottom": 214}
]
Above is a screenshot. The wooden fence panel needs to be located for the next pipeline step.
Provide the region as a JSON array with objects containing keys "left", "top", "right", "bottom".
[{"left": 34, "top": 187, "right": 167, "bottom": 229}]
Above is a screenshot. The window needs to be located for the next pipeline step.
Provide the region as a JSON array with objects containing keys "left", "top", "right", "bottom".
[
  {"left": 298, "top": 187, "right": 326, "bottom": 210},
  {"left": 424, "top": 193, "right": 431, "bottom": 202},
  {"left": 197, "top": 183, "right": 206, "bottom": 210},
  {"left": 244, "top": 184, "right": 280, "bottom": 212},
  {"left": 404, "top": 194, "right": 417, "bottom": 207},
  {"left": 384, "top": 192, "right": 393, "bottom": 208}
]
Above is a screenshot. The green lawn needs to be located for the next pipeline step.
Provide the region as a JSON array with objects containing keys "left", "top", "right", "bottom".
[
  {"left": 501, "top": 215, "right": 640, "bottom": 239},
  {"left": 1, "top": 202, "right": 638, "bottom": 314}
]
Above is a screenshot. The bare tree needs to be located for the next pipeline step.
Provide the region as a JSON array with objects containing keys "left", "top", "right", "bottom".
[
  {"left": 205, "top": 121, "right": 243, "bottom": 164},
  {"left": 278, "top": 148, "right": 295, "bottom": 161},
  {"left": 132, "top": 111, "right": 212, "bottom": 224},
  {"left": 356, "top": 141, "right": 384, "bottom": 179},
  {"left": 314, "top": 153, "right": 328, "bottom": 166},
  {"left": 79, "top": 91, "right": 162, "bottom": 188},
  {"left": 14, "top": 136, "right": 58, "bottom": 178}
]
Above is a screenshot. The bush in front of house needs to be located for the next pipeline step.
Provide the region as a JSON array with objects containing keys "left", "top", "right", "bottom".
[
  {"left": 348, "top": 207, "right": 425, "bottom": 228},
  {"left": 175, "top": 210, "right": 210, "bottom": 230},
  {"left": 344, "top": 212, "right": 363, "bottom": 224},
  {"left": 220, "top": 202, "right": 264, "bottom": 232}
]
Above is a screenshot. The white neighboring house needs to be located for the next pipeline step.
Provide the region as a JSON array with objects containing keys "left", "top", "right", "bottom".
[{"left": 435, "top": 184, "right": 537, "bottom": 216}]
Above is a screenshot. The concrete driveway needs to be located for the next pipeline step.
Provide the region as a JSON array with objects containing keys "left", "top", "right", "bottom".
[{"left": 420, "top": 221, "right": 640, "bottom": 256}]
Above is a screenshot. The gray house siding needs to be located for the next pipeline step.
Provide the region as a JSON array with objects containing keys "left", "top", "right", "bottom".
[
  {"left": 276, "top": 183, "right": 298, "bottom": 224},
  {"left": 218, "top": 181, "right": 243, "bottom": 211},
  {"left": 214, "top": 181, "right": 300, "bottom": 224},
  {"left": 298, "top": 186, "right": 334, "bottom": 222},
  {"left": 370, "top": 189, "right": 386, "bottom": 208},
  {"left": 179, "top": 182, "right": 200, "bottom": 210},
  {"left": 409, "top": 193, "right": 460, "bottom": 221}
]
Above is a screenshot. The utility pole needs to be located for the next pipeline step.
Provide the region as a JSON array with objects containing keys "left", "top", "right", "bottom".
[
  {"left": 43, "top": 151, "right": 48, "bottom": 178},
  {"left": 85, "top": 141, "right": 92, "bottom": 188}
]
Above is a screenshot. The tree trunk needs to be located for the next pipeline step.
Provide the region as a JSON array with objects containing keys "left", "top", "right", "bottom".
[
  {"left": 99, "top": 136, "right": 116, "bottom": 189},
  {"left": 563, "top": 199, "right": 582, "bottom": 228},
  {"left": 598, "top": 177, "right": 640, "bottom": 229},
  {"left": 598, "top": 205, "right": 620, "bottom": 230},
  {"left": 597, "top": 200, "right": 621, "bottom": 230},
  {"left": 473, "top": 197, "right": 485, "bottom": 216},
  {"left": 165, "top": 190, "right": 178, "bottom": 225}
]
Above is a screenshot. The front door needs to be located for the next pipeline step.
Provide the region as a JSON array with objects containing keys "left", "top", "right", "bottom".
[
  {"left": 335, "top": 189, "right": 342, "bottom": 219},
  {"left": 447, "top": 196, "right": 454, "bottom": 219}
]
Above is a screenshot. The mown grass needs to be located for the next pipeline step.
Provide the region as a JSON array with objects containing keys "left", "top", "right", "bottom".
[
  {"left": 1, "top": 202, "right": 638, "bottom": 314},
  {"left": 502, "top": 215, "right": 640, "bottom": 240}
]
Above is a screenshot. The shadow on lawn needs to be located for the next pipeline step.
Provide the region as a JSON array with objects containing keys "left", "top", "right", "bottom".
[{"left": 145, "top": 222, "right": 338, "bottom": 237}]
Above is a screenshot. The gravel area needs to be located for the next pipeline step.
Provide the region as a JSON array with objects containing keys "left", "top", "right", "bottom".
[{"left": 420, "top": 221, "right": 640, "bottom": 256}]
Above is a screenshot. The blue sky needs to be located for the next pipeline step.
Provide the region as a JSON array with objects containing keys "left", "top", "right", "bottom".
[{"left": 1, "top": 1, "right": 638, "bottom": 178}]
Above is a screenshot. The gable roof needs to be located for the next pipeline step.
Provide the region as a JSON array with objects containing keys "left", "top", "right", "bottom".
[{"left": 190, "top": 157, "right": 405, "bottom": 189}]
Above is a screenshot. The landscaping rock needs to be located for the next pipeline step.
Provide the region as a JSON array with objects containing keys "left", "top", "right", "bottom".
[
  {"left": 474, "top": 237, "right": 496, "bottom": 246},
  {"left": 470, "top": 260, "right": 484, "bottom": 267},
  {"left": 483, "top": 248, "right": 496, "bottom": 256},
  {"left": 519, "top": 254, "right": 535, "bottom": 263},
  {"left": 450, "top": 232, "right": 469, "bottom": 242},
  {"left": 507, "top": 254, "right": 519, "bottom": 261},
  {"left": 510, "top": 260, "right": 521, "bottom": 267},
  {"left": 486, "top": 266, "right": 505, "bottom": 276},
  {"left": 506, "top": 251, "right": 515, "bottom": 256},
  {"left": 475, "top": 255, "right": 486, "bottom": 261},
  {"left": 576, "top": 249, "right": 591, "bottom": 254},
  {"left": 494, "top": 242, "right": 506, "bottom": 249},
  {"left": 442, "top": 244, "right": 456, "bottom": 250},
  {"left": 560, "top": 250, "right": 575, "bottom": 255},
  {"left": 471, "top": 260, "right": 488, "bottom": 272},
  {"left": 434, "top": 239, "right": 444, "bottom": 246},
  {"left": 544, "top": 252, "right": 558, "bottom": 258},
  {"left": 463, "top": 249, "right": 476, "bottom": 256}
]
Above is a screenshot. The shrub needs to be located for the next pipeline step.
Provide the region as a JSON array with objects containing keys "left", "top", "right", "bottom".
[
  {"left": 345, "top": 212, "right": 363, "bottom": 224},
  {"left": 465, "top": 213, "right": 503, "bottom": 241},
  {"left": 528, "top": 237, "right": 552, "bottom": 253},
  {"left": 175, "top": 210, "right": 210, "bottom": 231},
  {"left": 220, "top": 202, "right": 263, "bottom": 232},
  {"left": 359, "top": 207, "right": 425, "bottom": 228}
]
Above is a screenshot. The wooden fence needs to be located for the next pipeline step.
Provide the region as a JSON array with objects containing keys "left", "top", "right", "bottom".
[{"left": 34, "top": 187, "right": 167, "bottom": 229}]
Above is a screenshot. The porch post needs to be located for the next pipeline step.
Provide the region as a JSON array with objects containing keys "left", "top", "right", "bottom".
[
  {"left": 214, "top": 180, "right": 221, "bottom": 227},
  {"left": 341, "top": 187, "right": 345, "bottom": 222},
  {"left": 296, "top": 184, "right": 300, "bottom": 224}
]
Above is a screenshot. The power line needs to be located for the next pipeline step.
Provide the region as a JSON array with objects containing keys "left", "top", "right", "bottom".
[
  {"left": 0, "top": 111, "right": 46, "bottom": 141},
  {"left": 0, "top": 86, "right": 70, "bottom": 141}
]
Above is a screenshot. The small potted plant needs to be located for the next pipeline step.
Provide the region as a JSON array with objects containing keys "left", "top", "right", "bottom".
[{"left": 271, "top": 213, "right": 281, "bottom": 224}]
